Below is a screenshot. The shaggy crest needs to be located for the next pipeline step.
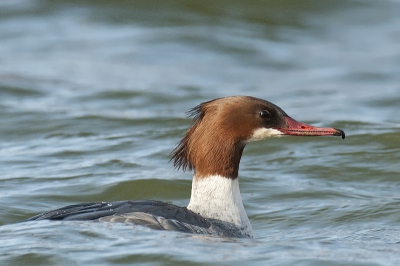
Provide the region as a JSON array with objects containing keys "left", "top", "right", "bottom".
[{"left": 170, "top": 100, "right": 210, "bottom": 172}]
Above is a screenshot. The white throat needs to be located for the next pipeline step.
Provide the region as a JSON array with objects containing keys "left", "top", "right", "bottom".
[
  {"left": 247, "top": 128, "right": 283, "bottom": 142},
  {"left": 187, "top": 175, "right": 253, "bottom": 237}
]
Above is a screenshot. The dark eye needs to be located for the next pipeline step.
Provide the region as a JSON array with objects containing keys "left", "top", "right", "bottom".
[{"left": 259, "top": 110, "right": 270, "bottom": 119}]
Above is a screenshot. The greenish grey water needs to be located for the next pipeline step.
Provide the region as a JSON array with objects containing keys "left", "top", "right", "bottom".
[{"left": 1, "top": 0, "right": 400, "bottom": 265}]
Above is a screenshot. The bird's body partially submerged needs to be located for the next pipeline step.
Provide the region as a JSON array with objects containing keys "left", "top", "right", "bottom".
[
  {"left": 24, "top": 200, "right": 248, "bottom": 237},
  {"left": 24, "top": 96, "right": 345, "bottom": 238}
]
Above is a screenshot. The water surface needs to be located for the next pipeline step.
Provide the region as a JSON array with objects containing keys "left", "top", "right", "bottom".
[{"left": 1, "top": 0, "right": 400, "bottom": 265}]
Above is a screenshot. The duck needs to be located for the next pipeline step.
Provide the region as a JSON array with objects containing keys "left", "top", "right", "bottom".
[{"left": 25, "top": 96, "right": 345, "bottom": 238}]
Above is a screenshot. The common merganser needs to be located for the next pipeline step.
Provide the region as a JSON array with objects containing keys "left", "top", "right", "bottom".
[{"left": 25, "top": 96, "right": 345, "bottom": 238}]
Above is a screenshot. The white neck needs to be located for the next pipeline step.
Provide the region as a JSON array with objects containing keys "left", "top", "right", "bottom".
[{"left": 187, "top": 175, "right": 253, "bottom": 237}]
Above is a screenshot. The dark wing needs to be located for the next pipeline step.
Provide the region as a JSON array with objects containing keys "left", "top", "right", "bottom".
[{"left": 24, "top": 200, "right": 215, "bottom": 234}]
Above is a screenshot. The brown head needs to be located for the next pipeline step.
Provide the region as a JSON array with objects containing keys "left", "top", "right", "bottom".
[{"left": 171, "top": 96, "right": 344, "bottom": 179}]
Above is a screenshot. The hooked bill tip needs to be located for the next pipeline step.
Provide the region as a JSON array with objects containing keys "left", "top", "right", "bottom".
[{"left": 335, "top": 128, "right": 345, "bottom": 139}]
